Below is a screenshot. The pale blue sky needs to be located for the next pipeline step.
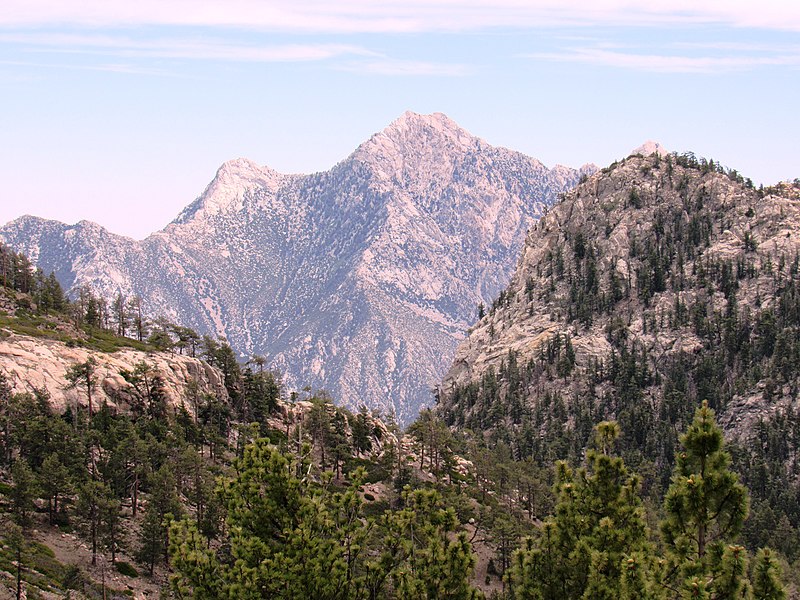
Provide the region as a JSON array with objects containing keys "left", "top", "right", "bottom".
[{"left": 1, "top": 1, "right": 799, "bottom": 239}]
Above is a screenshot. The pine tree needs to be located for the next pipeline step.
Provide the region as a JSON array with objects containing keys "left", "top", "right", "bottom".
[
  {"left": 509, "top": 421, "right": 649, "bottom": 600},
  {"left": 77, "top": 480, "right": 108, "bottom": 565},
  {"left": 138, "top": 464, "right": 182, "bottom": 574},
  {"left": 112, "top": 292, "right": 129, "bottom": 337},
  {"left": 120, "top": 361, "right": 168, "bottom": 419},
  {"left": 99, "top": 492, "right": 123, "bottom": 564},
  {"left": 170, "top": 438, "right": 482, "bottom": 599},
  {"left": 39, "top": 453, "right": 72, "bottom": 524},
  {"left": 713, "top": 545, "right": 750, "bottom": 599},
  {"left": 307, "top": 395, "right": 332, "bottom": 469},
  {"left": 620, "top": 553, "right": 659, "bottom": 600},
  {"left": 350, "top": 405, "right": 373, "bottom": 455},
  {"left": 751, "top": 548, "right": 785, "bottom": 600},
  {"left": 384, "top": 488, "right": 482, "bottom": 600},
  {"left": 6, "top": 522, "right": 26, "bottom": 600},
  {"left": 127, "top": 295, "right": 147, "bottom": 341},
  {"left": 660, "top": 401, "right": 750, "bottom": 596},
  {"left": 327, "top": 409, "right": 350, "bottom": 479},
  {"left": 11, "top": 458, "right": 38, "bottom": 526},
  {"left": 241, "top": 366, "right": 280, "bottom": 427},
  {"left": 0, "top": 373, "right": 13, "bottom": 466},
  {"left": 65, "top": 358, "right": 98, "bottom": 421},
  {"left": 138, "top": 500, "right": 166, "bottom": 576}
]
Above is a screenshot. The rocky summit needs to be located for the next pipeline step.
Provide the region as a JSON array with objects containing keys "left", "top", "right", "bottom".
[
  {"left": 439, "top": 150, "right": 800, "bottom": 440},
  {"left": 0, "top": 112, "right": 593, "bottom": 423}
]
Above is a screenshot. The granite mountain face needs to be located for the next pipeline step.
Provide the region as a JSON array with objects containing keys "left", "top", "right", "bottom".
[
  {"left": 438, "top": 151, "right": 800, "bottom": 440},
  {"left": 1, "top": 112, "right": 593, "bottom": 423}
]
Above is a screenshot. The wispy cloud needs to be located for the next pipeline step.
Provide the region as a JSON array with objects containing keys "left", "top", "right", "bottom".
[
  {"left": 338, "top": 58, "right": 470, "bottom": 76},
  {"left": 3, "top": 1, "right": 800, "bottom": 33},
  {"left": 674, "top": 41, "right": 800, "bottom": 53},
  {"left": 0, "top": 57, "right": 171, "bottom": 75},
  {"left": 0, "top": 31, "right": 471, "bottom": 78},
  {"left": 526, "top": 45, "right": 800, "bottom": 73},
  {"left": 0, "top": 32, "right": 375, "bottom": 63}
]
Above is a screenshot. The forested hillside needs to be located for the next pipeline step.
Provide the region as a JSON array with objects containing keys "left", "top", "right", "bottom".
[
  {"left": 438, "top": 151, "right": 800, "bottom": 591},
  {"left": 2, "top": 157, "right": 800, "bottom": 599}
]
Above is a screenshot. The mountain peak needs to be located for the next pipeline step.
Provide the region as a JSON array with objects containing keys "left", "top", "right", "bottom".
[
  {"left": 631, "top": 140, "right": 669, "bottom": 157},
  {"left": 172, "top": 158, "right": 284, "bottom": 225},
  {"left": 351, "top": 112, "right": 482, "bottom": 183},
  {"left": 389, "top": 110, "right": 460, "bottom": 129},
  {"left": 381, "top": 111, "right": 474, "bottom": 142},
  {"left": 214, "top": 158, "right": 281, "bottom": 184},
  {"left": 356, "top": 111, "right": 478, "bottom": 155}
]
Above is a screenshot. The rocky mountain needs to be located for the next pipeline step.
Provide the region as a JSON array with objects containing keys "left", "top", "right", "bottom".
[
  {"left": 438, "top": 150, "right": 800, "bottom": 442},
  {"left": 0, "top": 112, "right": 594, "bottom": 423},
  {"left": 0, "top": 331, "right": 228, "bottom": 414}
]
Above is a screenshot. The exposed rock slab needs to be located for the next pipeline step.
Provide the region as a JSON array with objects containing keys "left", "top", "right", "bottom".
[{"left": 0, "top": 332, "right": 227, "bottom": 413}]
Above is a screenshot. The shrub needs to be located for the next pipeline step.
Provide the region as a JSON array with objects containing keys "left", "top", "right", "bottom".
[{"left": 115, "top": 561, "right": 139, "bottom": 578}]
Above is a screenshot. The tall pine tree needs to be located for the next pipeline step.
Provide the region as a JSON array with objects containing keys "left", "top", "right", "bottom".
[
  {"left": 509, "top": 421, "right": 649, "bottom": 600},
  {"left": 660, "top": 401, "right": 753, "bottom": 597}
]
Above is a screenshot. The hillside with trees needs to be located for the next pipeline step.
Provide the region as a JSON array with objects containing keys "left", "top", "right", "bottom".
[
  {"left": 2, "top": 158, "right": 800, "bottom": 598},
  {"left": 438, "top": 151, "right": 800, "bottom": 591}
]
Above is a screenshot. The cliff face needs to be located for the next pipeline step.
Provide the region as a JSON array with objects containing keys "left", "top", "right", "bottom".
[
  {"left": 1, "top": 112, "right": 594, "bottom": 423},
  {"left": 0, "top": 332, "right": 228, "bottom": 413},
  {"left": 439, "top": 151, "right": 800, "bottom": 436}
]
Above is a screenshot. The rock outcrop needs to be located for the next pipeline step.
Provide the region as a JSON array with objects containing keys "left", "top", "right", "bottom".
[
  {"left": 439, "top": 150, "right": 800, "bottom": 435},
  {"left": 0, "top": 332, "right": 228, "bottom": 413}
]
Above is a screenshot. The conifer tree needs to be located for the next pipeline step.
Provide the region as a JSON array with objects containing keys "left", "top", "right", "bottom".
[
  {"left": 77, "top": 480, "right": 115, "bottom": 566},
  {"left": 327, "top": 409, "right": 350, "bottom": 478},
  {"left": 11, "top": 458, "right": 38, "bottom": 526},
  {"left": 620, "top": 553, "right": 659, "bottom": 600},
  {"left": 170, "top": 438, "right": 482, "bottom": 599},
  {"left": 307, "top": 395, "right": 332, "bottom": 468},
  {"left": 241, "top": 366, "right": 280, "bottom": 427},
  {"left": 714, "top": 545, "right": 750, "bottom": 599},
  {"left": 509, "top": 421, "right": 649, "bottom": 600},
  {"left": 751, "top": 548, "right": 785, "bottom": 600},
  {"left": 660, "top": 401, "right": 749, "bottom": 596},
  {"left": 138, "top": 464, "right": 182, "bottom": 574},
  {"left": 39, "top": 452, "right": 71, "bottom": 524},
  {"left": 350, "top": 405, "right": 373, "bottom": 455},
  {"left": 127, "top": 294, "right": 147, "bottom": 341},
  {"left": 387, "top": 488, "right": 482, "bottom": 600},
  {"left": 65, "top": 357, "right": 98, "bottom": 421},
  {"left": 0, "top": 373, "right": 12, "bottom": 466},
  {"left": 7, "top": 522, "right": 26, "bottom": 600}
]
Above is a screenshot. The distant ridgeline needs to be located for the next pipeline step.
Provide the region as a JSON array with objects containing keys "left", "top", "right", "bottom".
[
  {"left": 1, "top": 240, "right": 217, "bottom": 357},
  {"left": 0, "top": 111, "right": 596, "bottom": 424}
]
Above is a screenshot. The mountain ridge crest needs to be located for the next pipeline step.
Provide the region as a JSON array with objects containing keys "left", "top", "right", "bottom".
[{"left": 1, "top": 111, "right": 593, "bottom": 422}]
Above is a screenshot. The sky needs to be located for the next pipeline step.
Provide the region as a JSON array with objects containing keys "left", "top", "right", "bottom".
[{"left": 1, "top": 1, "right": 799, "bottom": 240}]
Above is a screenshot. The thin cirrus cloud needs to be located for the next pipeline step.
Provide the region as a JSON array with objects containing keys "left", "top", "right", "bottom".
[
  {"left": 526, "top": 45, "right": 800, "bottom": 73},
  {"left": 337, "top": 58, "right": 471, "bottom": 77},
  {"left": 2, "top": 1, "right": 800, "bottom": 32},
  {"left": 0, "top": 57, "right": 171, "bottom": 75},
  {"left": 0, "top": 32, "right": 375, "bottom": 63},
  {"left": 0, "top": 32, "right": 468, "bottom": 76}
]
